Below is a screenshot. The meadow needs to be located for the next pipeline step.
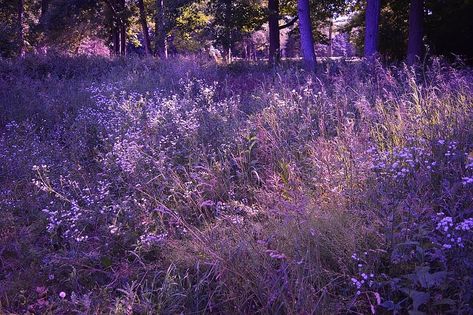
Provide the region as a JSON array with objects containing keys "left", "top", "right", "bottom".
[{"left": 0, "top": 55, "right": 472, "bottom": 314}]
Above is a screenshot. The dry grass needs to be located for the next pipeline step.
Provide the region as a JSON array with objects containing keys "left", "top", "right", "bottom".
[{"left": 0, "top": 55, "right": 472, "bottom": 314}]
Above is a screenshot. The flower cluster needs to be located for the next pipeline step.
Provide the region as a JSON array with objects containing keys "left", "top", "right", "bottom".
[
  {"left": 435, "top": 213, "right": 473, "bottom": 249},
  {"left": 350, "top": 252, "right": 375, "bottom": 295},
  {"left": 41, "top": 203, "right": 88, "bottom": 243},
  {"left": 139, "top": 232, "right": 168, "bottom": 247},
  {"left": 372, "top": 142, "right": 433, "bottom": 180},
  {"left": 372, "top": 138, "right": 472, "bottom": 189}
]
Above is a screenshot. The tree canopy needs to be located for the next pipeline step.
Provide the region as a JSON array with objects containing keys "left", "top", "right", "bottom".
[{"left": 0, "top": 0, "right": 472, "bottom": 63}]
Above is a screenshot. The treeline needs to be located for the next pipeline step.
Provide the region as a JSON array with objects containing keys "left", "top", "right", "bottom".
[{"left": 1, "top": 0, "right": 472, "bottom": 68}]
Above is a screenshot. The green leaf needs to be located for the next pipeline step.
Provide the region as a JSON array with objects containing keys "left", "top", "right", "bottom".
[
  {"left": 400, "top": 288, "right": 430, "bottom": 311},
  {"left": 379, "top": 300, "right": 398, "bottom": 311},
  {"left": 414, "top": 267, "right": 448, "bottom": 289}
]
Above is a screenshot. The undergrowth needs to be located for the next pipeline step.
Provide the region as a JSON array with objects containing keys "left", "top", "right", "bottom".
[{"left": 0, "top": 55, "right": 472, "bottom": 314}]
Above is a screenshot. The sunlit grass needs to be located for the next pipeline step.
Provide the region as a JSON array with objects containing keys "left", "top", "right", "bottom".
[{"left": 0, "top": 55, "right": 472, "bottom": 314}]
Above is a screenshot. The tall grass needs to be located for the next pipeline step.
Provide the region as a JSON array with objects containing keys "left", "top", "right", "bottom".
[{"left": 0, "top": 55, "right": 472, "bottom": 314}]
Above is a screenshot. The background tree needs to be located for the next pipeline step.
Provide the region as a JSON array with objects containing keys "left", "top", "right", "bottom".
[
  {"left": 1, "top": 0, "right": 472, "bottom": 63},
  {"left": 41, "top": 0, "right": 49, "bottom": 21},
  {"left": 43, "top": 0, "right": 134, "bottom": 55},
  {"left": 137, "top": 0, "right": 152, "bottom": 55},
  {"left": 171, "top": 1, "right": 211, "bottom": 54},
  {"left": 345, "top": 0, "right": 472, "bottom": 63},
  {"left": 17, "top": 0, "right": 24, "bottom": 56},
  {"left": 155, "top": 0, "right": 166, "bottom": 58},
  {"left": 278, "top": 0, "right": 347, "bottom": 60},
  {"left": 407, "top": 0, "right": 424, "bottom": 65},
  {"left": 268, "top": 0, "right": 280, "bottom": 65},
  {"left": 344, "top": 0, "right": 410, "bottom": 61},
  {"left": 267, "top": 0, "right": 300, "bottom": 64},
  {"left": 364, "top": 0, "right": 380, "bottom": 57},
  {"left": 297, "top": 0, "right": 316, "bottom": 72},
  {"left": 104, "top": 0, "right": 128, "bottom": 56},
  {"left": 117, "top": 0, "right": 128, "bottom": 55},
  {"left": 0, "top": 0, "right": 44, "bottom": 57},
  {"left": 154, "top": 0, "right": 195, "bottom": 58},
  {"left": 425, "top": 0, "right": 473, "bottom": 63},
  {"left": 208, "top": 0, "right": 265, "bottom": 63}
]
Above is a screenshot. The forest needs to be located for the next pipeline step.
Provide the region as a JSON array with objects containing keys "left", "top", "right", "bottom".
[{"left": 0, "top": 0, "right": 473, "bottom": 314}]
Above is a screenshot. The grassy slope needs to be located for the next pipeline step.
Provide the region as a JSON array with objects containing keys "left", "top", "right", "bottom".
[{"left": 0, "top": 55, "right": 472, "bottom": 314}]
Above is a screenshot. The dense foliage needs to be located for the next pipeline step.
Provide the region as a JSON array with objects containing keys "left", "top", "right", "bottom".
[
  {"left": 345, "top": 0, "right": 473, "bottom": 62},
  {"left": 1, "top": 56, "right": 472, "bottom": 313},
  {"left": 1, "top": 0, "right": 473, "bottom": 313},
  {"left": 1, "top": 0, "right": 472, "bottom": 62}
]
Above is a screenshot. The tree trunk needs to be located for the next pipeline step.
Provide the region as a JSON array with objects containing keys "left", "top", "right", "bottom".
[
  {"left": 119, "top": 0, "right": 127, "bottom": 55},
  {"left": 297, "top": 0, "right": 316, "bottom": 72},
  {"left": 17, "top": 0, "right": 24, "bottom": 57},
  {"left": 364, "top": 0, "right": 381, "bottom": 57},
  {"left": 407, "top": 0, "right": 424, "bottom": 65},
  {"left": 328, "top": 19, "right": 333, "bottom": 57},
  {"left": 268, "top": 0, "right": 280, "bottom": 65},
  {"left": 223, "top": 0, "right": 233, "bottom": 63},
  {"left": 227, "top": 47, "right": 232, "bottom": 64},
  {"left": 36, "top": 0, "right": 50, "bottom": 53},
  {"left": 155, "top": 0, "right": 167, "bottom": 58},
  {"left": 119, "top": 25, "right": 126, "bottom": 55},
  {"left": 41, "top": 0, "right": 49, "bottom": 21},
  {"left": 112, "top": 28, "right": 119, "bottom": 55},
  {"left": 137, "top": 0, "right": 152, "bottom": 55}
]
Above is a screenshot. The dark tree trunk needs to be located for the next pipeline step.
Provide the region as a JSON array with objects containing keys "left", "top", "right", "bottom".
[
  {"left": 364, "top": 0, "right": 381, "bottom": 57},
  {"left": 268, "top": 0, "right": 280, "bottom": 65},
  {"left": 119, "top": 0, "right": 127, "bottom": 55},
  {"left": 297, "top": 0, "right": 316, "bottom": 72},
  {"left": 37, "top": 0, "right": 50, "bottom": 53},
  {"left": 120, "top": 25, "right": 126, "bottom": 55},
  {"left": 40, "top": 0, "right": 49, "bottom": 21},
  {"left": 112, "top": 27, "right": 120, "bottom": 55},
  {"left": 155, "top": 0, "right": 167, "bottom": 58},
  {"left": 17, "top": 0, "right": 24, "bottom": 57},
  {"left": 137, "top": 0, "right": 152, "bottom": 55},
  {"left": 407, "top": 0, "right": 424, "bottom": 65},
  {"left": 226, "top": 47, "right": 232, "bottom": 64},
  {"left": 223, "top": 0, "right": 233, "bottom": 63},
  {"left": 328, "top": 19, "right": 333, "bottom": 57},
  {"left": 104, "top": 0, "right": 122, "bottom": 56}
]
